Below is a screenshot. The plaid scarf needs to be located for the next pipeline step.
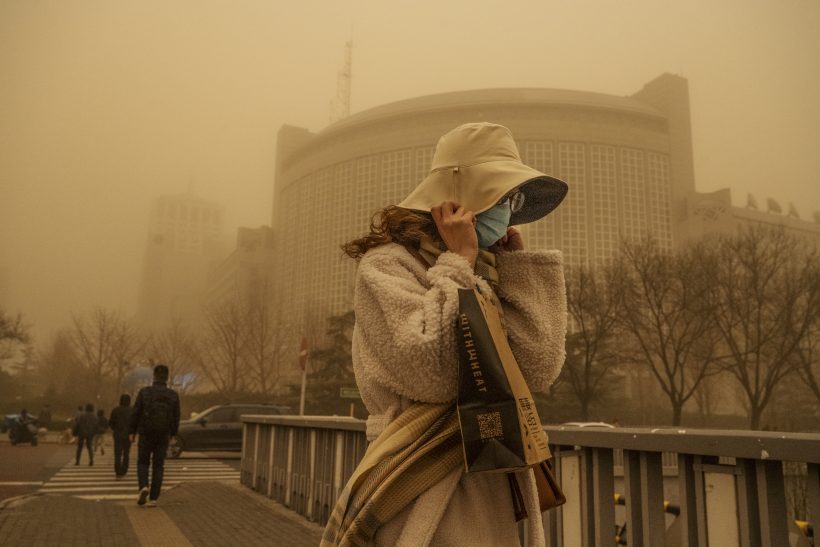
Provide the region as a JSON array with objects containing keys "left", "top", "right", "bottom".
[
  {"left": 418, "top": 236, "right": 500, "bottom": 290},
  {"left": 321, "top": 403, "right": 462, "bottom": 547}
]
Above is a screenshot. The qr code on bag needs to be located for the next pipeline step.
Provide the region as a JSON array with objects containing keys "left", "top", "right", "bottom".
[{"left": 477, "top": 411, "right": 503, "bottom": 440}]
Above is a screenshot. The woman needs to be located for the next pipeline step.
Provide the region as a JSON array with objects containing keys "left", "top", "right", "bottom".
[{"left": 325, "top": 122, "right": 568, "bottom": 547}]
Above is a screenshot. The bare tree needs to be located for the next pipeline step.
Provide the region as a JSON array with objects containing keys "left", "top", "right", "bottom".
[
  {"left": 70, "top": 307, "right": 122, "bottom": 399},
  {"left": 199, "top": 299, "right": 250, "bottom": 394},
  {"left": 108, "top": 319, "right": 148, "bottom": 399},
  {"left": 794, "top": 316, "right": 820, "bottom": 403},
  {"left": 563, "top": 262, "right": 625, "bottom": 420},
  {"left": 711, "top": 227, "right": 820, "bottom": 429},
  {"left": 619, "top": 239, "right": 722, "bottom": 426},
  {"left": 793, "top": 259, "right": 820, "bottom": 404},
  {"left": 148, "top": 316, "right": 201, "bottom": 393},
  {"left": 0, "top": 309, "right": 31, "bottom": 365},
  {"left": 244, "top": 283, "right": 286, "bottom": 396},
  {"left": 36, "top": 328, "right": 92, "bottom": 406}
]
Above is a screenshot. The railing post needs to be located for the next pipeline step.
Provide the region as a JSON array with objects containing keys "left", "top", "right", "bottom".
[
  {"left": 252, "top": 423, "right": 260, "bottom": 490},
  {"left": 591, "top": 448, "right": 614, "bottom": 547},
  {"left": 548, "top": 446, "right": 564, "bottom": 547},
  {"left": 285, "top": 428, "right": 294, "bottom": 507},
  {"left": 755, "top": 460, "right": 787, "bottom": 547},
  {"left": 559, "top": 450, "right": 582, "bottom": 546},
  {"left": 267, "top": 424, "right": 276, "bottom": 498},
  {"left": 333, "top": 431, "right": 344, "bottom": 504},
  {"left": 639, "top": 451, "right": 666, "bottom": 547},
  {"left": 624, "top": 450, "right": 644, "bottom": 546},
  {"left": 240, "top": 423, "right": 248, "bottom": 481},
  {"left": 677, "top": 454, "right": 700, "bottom": 547},
  {"left": 692, "top": 456, "right": 709, "bottom": 547},
  {"left": 307, "top": 429, "right": 316, "bottom": 519},
  {"left": 580, "top": 448, "right": 595, "bottom": 547},
  {"left": 808, "top": 463, "right": 820, "bottom": 531},
  {"left": 736, "top": 458, "right": 760, "bottom": 547}
]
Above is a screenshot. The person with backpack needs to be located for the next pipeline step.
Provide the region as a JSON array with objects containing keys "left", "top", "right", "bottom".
[
  {"left": 94, "top": 409, "right": 108, "bottom": 455},
  {"left": 109, "top": 394, "right": 133, "bottom": 479},
  {"left": 129, "top": 364, "right": 180, "bottom": 507}
]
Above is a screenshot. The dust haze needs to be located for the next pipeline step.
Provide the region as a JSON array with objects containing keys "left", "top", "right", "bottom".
[{"left": 1, "top": 0, "right": 818, "bottom": 340}]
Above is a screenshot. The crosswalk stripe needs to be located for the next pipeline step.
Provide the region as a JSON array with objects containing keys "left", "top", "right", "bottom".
[
  {"left": 48, "top": 473, "right": 239, "bottom": 480},
  {"left": 43, "top": 478, "right": 240, "bottom": 487},
  {"left": 38, "top": 455, "right": 241, "bottom": 499},
  {"left": 52, "top": 470, "right": 234, "bottom": 476},
  {"left": 76, "top": 494, "right": 136, "bottom": 500}
]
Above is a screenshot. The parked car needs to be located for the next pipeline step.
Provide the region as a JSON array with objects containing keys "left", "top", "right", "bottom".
[{"left": 168, "top": 403, "right": 290, "bottom": 458}]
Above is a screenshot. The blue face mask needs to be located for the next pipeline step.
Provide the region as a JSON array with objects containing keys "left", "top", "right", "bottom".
[{"left": 475, "top": 201, "right": 511, "bottom": 249}]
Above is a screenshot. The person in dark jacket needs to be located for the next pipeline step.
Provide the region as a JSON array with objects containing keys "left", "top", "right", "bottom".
[
  {"left": 74, "top": 403, "right": 97, "bottom": 466},
  {"left": 39, "top": 405, "right": 52, "bottom": 430},
  {"left": 129, "top": 364, "right": 180, "bottom": 507},
  {"left": 94, "top": 409, "right": 108, "bottom": 455},
  {"left": 109, "top": 394, "right": 133, "bottom": 479}
]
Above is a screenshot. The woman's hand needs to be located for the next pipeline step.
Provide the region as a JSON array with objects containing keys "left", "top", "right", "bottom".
[
  {"left": 491, "top": 227, "right": 525, "bottom": 252},
  {"left": 431, "top": 201, "right": 478, "bottom": 267}
]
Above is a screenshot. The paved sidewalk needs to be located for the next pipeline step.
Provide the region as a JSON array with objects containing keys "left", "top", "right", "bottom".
[{"left": 0, "top": 481, "right": 323, "bottom": 546}]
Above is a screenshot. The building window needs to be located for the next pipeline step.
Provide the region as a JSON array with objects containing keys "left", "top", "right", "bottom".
[
  {"left": 380, "top": 149, "right": 413, "bottom": 207},
  {"left": 557, "top": 142, "right": 587, "bottom": 266},
  {"left": 522, "top": 141, "right": 556, "bottom": 251},
  {"left": 620, "top": 148, "right": 647, "bottom": 243},
  {"left": 646, "top": 153, "right": 672, "bottom": 248},
  {"left": 415, "top": 147, "right": 435, "bottom": 183},
  {"left": 590, "top": 144, "right": 618, "bottom": 261},
  {"left": 355, "top": 155, "right": 381, "bottom": 229}
]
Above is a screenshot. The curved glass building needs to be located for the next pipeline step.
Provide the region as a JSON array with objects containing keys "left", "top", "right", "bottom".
[{"left": 273, "top": 73, "right": 696, "bottom": 353}]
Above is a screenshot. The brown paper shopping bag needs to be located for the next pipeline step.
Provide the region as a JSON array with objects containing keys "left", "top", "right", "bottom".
[{"left": 455, "top": 288, "right": 552, "bottom": 473}]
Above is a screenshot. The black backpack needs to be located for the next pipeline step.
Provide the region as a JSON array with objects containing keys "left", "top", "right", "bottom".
[{"left": 142, "top": 387, "right": 175, "bottom": 435}]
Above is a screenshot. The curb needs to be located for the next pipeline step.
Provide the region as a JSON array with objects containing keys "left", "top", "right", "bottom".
[{"left": 0, "top": 492, "right": 44, "bottom": 511}]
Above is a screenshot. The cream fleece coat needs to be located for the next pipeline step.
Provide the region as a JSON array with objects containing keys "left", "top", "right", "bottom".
[{"left": 352, "top": 243, "right": 567, "bottom": 547}]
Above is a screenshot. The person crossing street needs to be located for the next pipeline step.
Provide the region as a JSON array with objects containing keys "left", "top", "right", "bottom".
[
  {"left": 109, "top": 394, "right": 134, "bottom": 479},
  {"left": 129, "top": 364, "right": 180, "bottom": 507}
]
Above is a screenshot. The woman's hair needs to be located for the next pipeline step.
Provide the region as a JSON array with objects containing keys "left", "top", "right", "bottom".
[{"left": 342, "top": 205, "right": 438, "bottom": 260}]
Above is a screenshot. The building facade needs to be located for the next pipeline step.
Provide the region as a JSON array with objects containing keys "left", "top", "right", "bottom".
[
  {"left": 205, "top": 225, "right": 276, "bottom": 307},
  {"left": 136, "top": 192, "right": 226, "bottom": 326},
  {"left": 678, "top": 188, "right": 820, "bottom": 244}
]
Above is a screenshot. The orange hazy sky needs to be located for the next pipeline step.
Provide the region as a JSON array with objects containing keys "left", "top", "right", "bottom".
[{"left": 1, "top": 0, "right": 818, "bottom": 340}]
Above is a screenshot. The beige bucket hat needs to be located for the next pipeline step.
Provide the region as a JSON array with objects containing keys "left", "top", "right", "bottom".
[{"left": 398, "top": 122, "right": 568, "bottom": 224}]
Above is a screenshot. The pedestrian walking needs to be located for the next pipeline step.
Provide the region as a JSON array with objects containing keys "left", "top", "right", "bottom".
[
  {"left": 74, "top": 403, "right": 97, "bottom": 466},
  {"left": 109, "top": 394, "right": 133, "bottom": 479},
  {"left": 326, "top": 123, "right": 569, "bottom": 546},
  {"left": 94, "top": 409, "right": 109, "bottom": 455},
  {"left": 73, "top": 405, "right": 82, "bottom": 427},
  {"left": 129, "top": 364, "right": 180, "bottom": 507},
  {"left": 38, "top": 404, "right": 52, "bottom": 430}
]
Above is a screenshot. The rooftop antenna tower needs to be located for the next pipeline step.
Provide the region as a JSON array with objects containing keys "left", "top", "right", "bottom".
[{"left": 330, "top": 40, "right": 352, "bottom": 124}]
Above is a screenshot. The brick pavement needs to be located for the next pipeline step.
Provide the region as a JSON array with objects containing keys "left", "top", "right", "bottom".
[
  {"left": 160, "top": 482, "right": 323, "bottom": 547},
  {"left": 0, "top": 481, "right": 324, "bottom": 546},
  {"left": 0, "top": 494, "right": 140, "bottom": 546}
]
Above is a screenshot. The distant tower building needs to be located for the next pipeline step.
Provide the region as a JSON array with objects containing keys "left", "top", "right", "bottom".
[
  {"left": 136, "top": 193, "right": 226, "bottom": 326},
  {"left": 206, "top": 226, "right": 276, "bottom": 307}
]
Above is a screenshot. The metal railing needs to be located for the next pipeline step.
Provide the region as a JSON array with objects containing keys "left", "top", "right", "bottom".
[{"left": 241, "top": 415, "right": 820, "bottom": 547}]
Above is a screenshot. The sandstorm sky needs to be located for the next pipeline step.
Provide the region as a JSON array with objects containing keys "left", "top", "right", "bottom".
[{"left": 1, "top": 0, "right": 818, "bottom": 341}]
